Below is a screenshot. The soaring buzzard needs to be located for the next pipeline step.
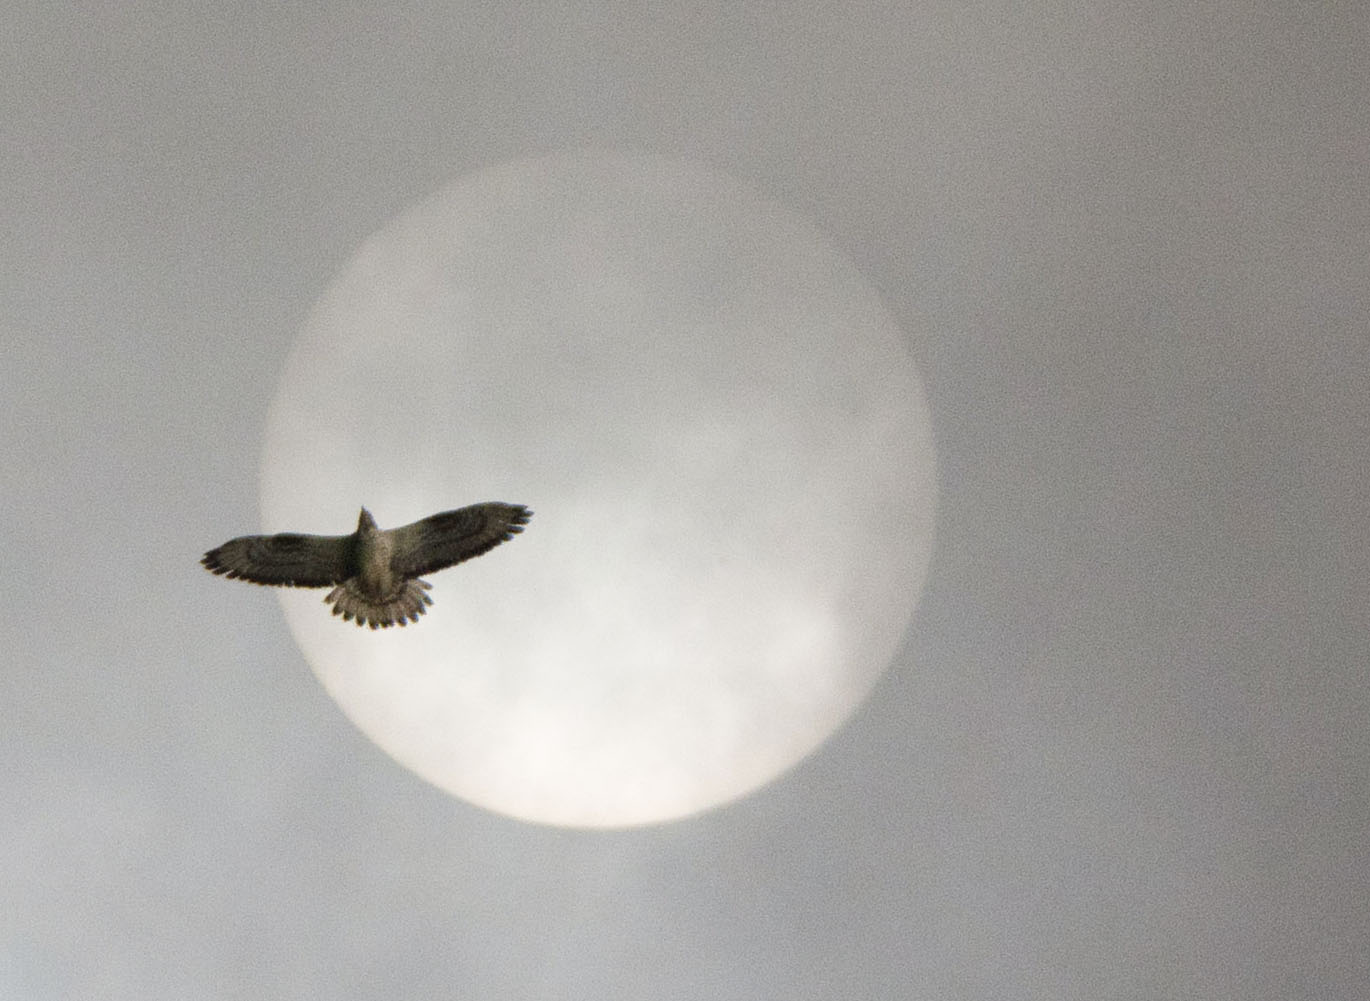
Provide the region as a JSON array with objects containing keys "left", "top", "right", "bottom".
[{"left": 202, "top": 503, "right": 531, "bottom": 629}]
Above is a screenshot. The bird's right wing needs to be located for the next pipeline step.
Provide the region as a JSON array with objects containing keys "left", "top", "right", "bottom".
[{"left": 201, "top": 532, "right": 351, "bottom": 588}]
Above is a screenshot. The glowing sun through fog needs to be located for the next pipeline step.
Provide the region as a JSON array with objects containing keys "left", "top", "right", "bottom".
[{"left": 260, "top": 152, "right": 936, "bottom": 828}]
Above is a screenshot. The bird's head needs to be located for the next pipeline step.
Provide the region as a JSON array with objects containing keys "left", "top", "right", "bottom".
[{"left": 357, "top": 507, "right": 378, "bottom": 532}]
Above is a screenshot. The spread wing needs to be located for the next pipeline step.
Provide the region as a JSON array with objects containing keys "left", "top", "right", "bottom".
[
  {"left": 387, "top": 503, "right": 531, "bottom": 579},
  {"left": 201, "top": 532, "right": 351, "bottom": 588}
]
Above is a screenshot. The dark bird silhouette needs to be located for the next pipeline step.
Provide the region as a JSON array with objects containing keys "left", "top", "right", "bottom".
[{"left": 202, "top": 503, "right": 531, "bottom": 628}]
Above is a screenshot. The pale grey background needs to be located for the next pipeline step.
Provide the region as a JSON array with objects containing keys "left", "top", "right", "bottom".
[{"left": 3, "top": 2, "right": 1367, "bottom": 998}]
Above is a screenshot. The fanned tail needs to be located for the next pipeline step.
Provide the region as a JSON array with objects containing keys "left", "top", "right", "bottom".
[{"left": 324, "top": 578, "right": 434, "bottom": 629}]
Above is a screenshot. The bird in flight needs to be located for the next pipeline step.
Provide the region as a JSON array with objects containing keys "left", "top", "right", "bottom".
[{"left": 202, "top": 503, "right": 531, "bottom": 629}]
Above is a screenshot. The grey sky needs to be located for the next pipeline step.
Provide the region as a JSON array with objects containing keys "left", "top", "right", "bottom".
[{"left": 3, "top": 2, "right": 1367, "bottom": 998}]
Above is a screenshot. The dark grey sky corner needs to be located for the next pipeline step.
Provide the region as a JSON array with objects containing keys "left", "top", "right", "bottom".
[{"left": 2, "top": 3, "right": 1367, "bottom": 999}]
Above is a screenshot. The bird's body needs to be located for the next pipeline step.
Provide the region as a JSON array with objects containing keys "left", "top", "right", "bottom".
[
  {"left": 202, "top": 503, "right": 530, "bottom": 628},
  {"left": 351, "top": 510, "right": 398, "bottom": 598}
]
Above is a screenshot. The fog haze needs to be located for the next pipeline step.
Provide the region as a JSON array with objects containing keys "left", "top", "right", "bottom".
[{"left": 3, "top": 3, "right": 1367, "bottom": 998}]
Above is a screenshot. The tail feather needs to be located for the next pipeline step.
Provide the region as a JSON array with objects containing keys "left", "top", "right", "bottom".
[{"left": 324, "top": 578, "right": 434, "bottom": 629}]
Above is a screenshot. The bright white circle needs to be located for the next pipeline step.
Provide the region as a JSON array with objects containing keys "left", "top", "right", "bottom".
[{"left": 261, "top": 151, "right": 936, "bottom": 828}]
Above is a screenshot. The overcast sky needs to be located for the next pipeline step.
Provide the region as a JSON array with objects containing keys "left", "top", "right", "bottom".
[{"left": 3, "top": 2, "right": 1368, "bottom": 999}]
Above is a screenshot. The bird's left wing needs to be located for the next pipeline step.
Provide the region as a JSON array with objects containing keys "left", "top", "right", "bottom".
[
  {"left": 387, "top": 503, "right": 531, "bottom": 578},
  {"left": 201, "top": 532, "right": 351, "bottom": 588}
]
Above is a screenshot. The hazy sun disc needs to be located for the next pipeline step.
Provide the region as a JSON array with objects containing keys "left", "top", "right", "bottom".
[{"left": 260, "top": 151, "right": 937, "bottom": 828}]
